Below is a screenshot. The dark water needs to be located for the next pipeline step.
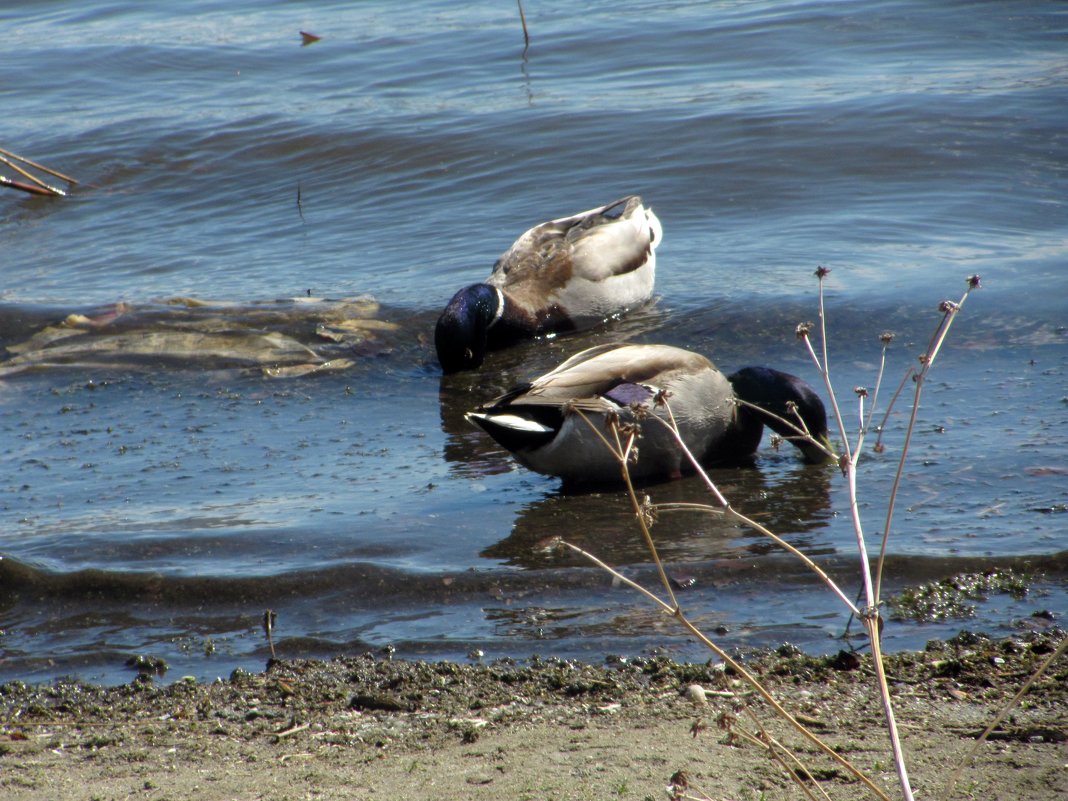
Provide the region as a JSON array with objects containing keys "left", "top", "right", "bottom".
[{"left": 2, "top": 0, "right": 1066, "bottom": 685}]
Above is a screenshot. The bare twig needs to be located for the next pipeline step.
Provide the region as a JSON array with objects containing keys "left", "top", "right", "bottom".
[
  {"left": 1, "top": 175, "right": 59, "bottom": 196},
  {"left": 562, "top": 541, "right": 891, "bottom": 801},
  {"left": 874, "top": 276, "right": 980, "bottom": 604},
  {"left": 872, "top": 367, "right": 914, "bottom": 453},
  {"left": 732, "top": 396, "right": 836, "bottom": 460},
  {"left": 800, "top": 268, "right": 919, "bottom": 801},
  {"left": 944, "top": 633, "right": 1068, "bottom": 799},
  {"left": 517, "top": 0, "right": 530, "bottom": 55},
  {"left": 575, "top": 407, "right": 682, "bottom": 612},
  {"left": 645, "top": 410, "right": 859, "bottom": 616},
  {"left": 263, "top": 609, "right": 278, "bottom": 659},
  {"left": 0, "top": 153, "right": 68, "bottom": 196},
  {"left": 743, "top": 707, "right": 831, "bottom": 801},
  {"left": 0, "top": 146, "right": 79, "bottom": 184}
]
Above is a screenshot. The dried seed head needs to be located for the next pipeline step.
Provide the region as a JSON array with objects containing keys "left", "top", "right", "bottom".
[
  {"left": 873, "top": 441, "right": 885, "bottom": 454},
  {"left": 967, "top": 274, "right": 982, "bottom": 289},
  {"left": 669, "top": 769, "right": 691, "bottom": 796},
  {"left": 653, "top": 388, "right": 673, "bottom": 407},
  {"left": 854, "top": 386, "right": 868, "bottom": 398},
  {"left": 639, "top": 495, "right": 658, "bottom": 526},
  {"left": 939, "top": 299, "right": 960, "bottom": 314},
  {"left": 814, "top": 265, "right": 831, "bottom": 279},
  {"left": 796, "top": 321, "right": 814, "bottom": 339},
  {"left": 879, "top": 331, "right": 895, "bottom": 346}
]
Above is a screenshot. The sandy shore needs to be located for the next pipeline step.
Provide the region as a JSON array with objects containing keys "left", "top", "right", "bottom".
[{"left": 1, "top": 634, "right": 1064, "bottom": 800}]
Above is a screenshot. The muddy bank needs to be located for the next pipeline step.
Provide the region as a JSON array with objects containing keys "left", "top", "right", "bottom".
[{"left": 1, "top": 634, "right": 1065, "bottom": 800}]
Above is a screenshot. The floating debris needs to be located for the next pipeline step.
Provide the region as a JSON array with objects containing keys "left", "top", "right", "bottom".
[
  {"left": 0, "top": 295, "right": 400, "bottom": 378},
  {"left": 0, "top": 146, "right": 77, "bottom": 197}
]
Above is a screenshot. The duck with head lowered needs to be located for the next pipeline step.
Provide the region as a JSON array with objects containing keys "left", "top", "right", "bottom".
[
  {"left": 466, "top": 342, "right": 833, "bottom": 487},
  {"left": 435, "top": 196, "right": 662, "bottom": 373}
]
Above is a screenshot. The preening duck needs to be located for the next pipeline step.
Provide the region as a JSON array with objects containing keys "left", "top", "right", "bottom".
[
  {"left": 435, "top": 196, "right": 662, "bottom": 373},
  {"left": 466, "top": 343, "right": 831, "bottom": 485}
]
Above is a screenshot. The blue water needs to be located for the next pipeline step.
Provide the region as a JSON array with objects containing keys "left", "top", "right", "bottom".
[{"left": 1, "top": 0, "right": 1066, "bottom": 685}]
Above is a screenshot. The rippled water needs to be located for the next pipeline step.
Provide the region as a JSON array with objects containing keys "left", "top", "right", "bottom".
[{"left": 2, "top": 0, "right": 1066, "bottom": 685}]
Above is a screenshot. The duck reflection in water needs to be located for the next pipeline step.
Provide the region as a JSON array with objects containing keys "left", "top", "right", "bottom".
[{"left": 480, "top": 461, "right": 834, "bottom": 571}]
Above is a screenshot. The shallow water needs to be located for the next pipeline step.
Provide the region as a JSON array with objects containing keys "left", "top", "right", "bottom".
[{"left": 2, "top": 0, "right": 1066, "bottom": 685}]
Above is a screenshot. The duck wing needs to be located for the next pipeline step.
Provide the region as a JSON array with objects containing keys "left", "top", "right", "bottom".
[
  {"left": 481, "top": 343, "right": 709, "bottom": 412},
  {"left": 488, "top": 196, "right": 658, "bottom": 291}
]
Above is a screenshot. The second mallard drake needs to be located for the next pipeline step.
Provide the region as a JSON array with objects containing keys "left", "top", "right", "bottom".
[
  {"left": 435, "top": 196, "right": 662, "bottom": 373},
  {"left": 466, "top": 343, "right": 831, "bottom": 485}
]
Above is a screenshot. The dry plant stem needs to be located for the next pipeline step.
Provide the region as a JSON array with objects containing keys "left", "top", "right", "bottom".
[
  {"left": 617, "top": 428, "right": 682, "bottom": 611},
  {"left": 865, "top": 615, "right": 912, "bottom": 794},
  {"left": 561, "top": 540, "right": 891, "bottom": 801},
  {"left": 649, "top": 411, "right": 860, "bottom": 616},
  {"left": 943, "top": 633, "right": 1068, "bottom": 799},
  {"left": 0, "top": 175, "right": 57, "bottom": 196},
  {"left": 733, "top": 397, "right": 836, "bottom": 460},
  {"left": 811, "top": 277, "right": 853, "bottom": 458},
  {"left": 806, "top": 281, "right": 875, "bottom": 605},
  {"left": 654, "top": 502, "right": 727, "bottom": 515},
  {"left": 873, "top": 369, "right": 914, "bottom": 452},
  {"left": 0, "top": 147, "right": 78, "bottom": 184},
  {"left": 873, "top": 285, "right": 974, "bottom": 604},
  {"left": 568, "top": 405, "right": 888, "bottom": 799},
  {"left": 0, "top": 153, "right": 66, "bottom": 196},
  {"left": 516, "top": 0, "right": 530, "bottom": 53},
  {"left": 571, "top": 408, "right": 680, "bottom": 610},
  {"left": 744, "top": 707, "right": 830, "bottom": 801},
  {"left": 863, "top": 342, "right": 892, "bottom": 435},
  {"left": 807, "top": 273, "right": 916, "bottom": 801}
]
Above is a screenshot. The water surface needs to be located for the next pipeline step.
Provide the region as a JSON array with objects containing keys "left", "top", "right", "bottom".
[{"left": 1, "top": 0, "right": 1066, "bottom": 685}]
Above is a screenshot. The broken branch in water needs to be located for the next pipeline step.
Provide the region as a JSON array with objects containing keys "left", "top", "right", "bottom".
[{"left": 0, "top": 147, "right": 77, "bottom": 197}]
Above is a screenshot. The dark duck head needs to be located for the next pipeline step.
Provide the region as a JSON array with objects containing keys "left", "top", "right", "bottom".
[
  {"left": 727, "top": 366, "right": 832, "bottom": 463},
  {"left": 435, "top": 283, "right": 503, "bottom": 374},
  {"left": 435, "top": 196, "right": 661, "bottom": 374}
]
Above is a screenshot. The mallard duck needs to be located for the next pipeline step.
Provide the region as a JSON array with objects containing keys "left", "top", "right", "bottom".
[
  {"left": 466, "top": 343, "right": 831, "bottom": 485},
  {"left": 435, "top": 196, "right": 662, "bottom": 373}
]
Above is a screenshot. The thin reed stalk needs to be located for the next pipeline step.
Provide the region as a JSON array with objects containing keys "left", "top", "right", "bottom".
[
  {"left": 0, "top": 150, "right": 69, "bottom": 196},
  {"left": 799, "top": 268, "right": 920, "bottom": 801},
  {"left": 873, "top": 277, "right": 980, "bottom": 603},
  {"left": 564, "top": 270, "right": 979, "bottom": 800},
  {"left": 0, "top": 147, "right": 79, "bottom": 184},
  {"left": 571, "top": 407, "right": 680, "bottom": 609},
  {"left": 563, "top": 536, "right": 892, "bottom": 801},
  {"left": 655, "top": 398, "right": 858, "bottom": 615},
  {"left": 517, "top": 0, "right": 530, "bottom": 55},
  {"left": 943, "top": 633, "right": 1068, "bottom": 799}
]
